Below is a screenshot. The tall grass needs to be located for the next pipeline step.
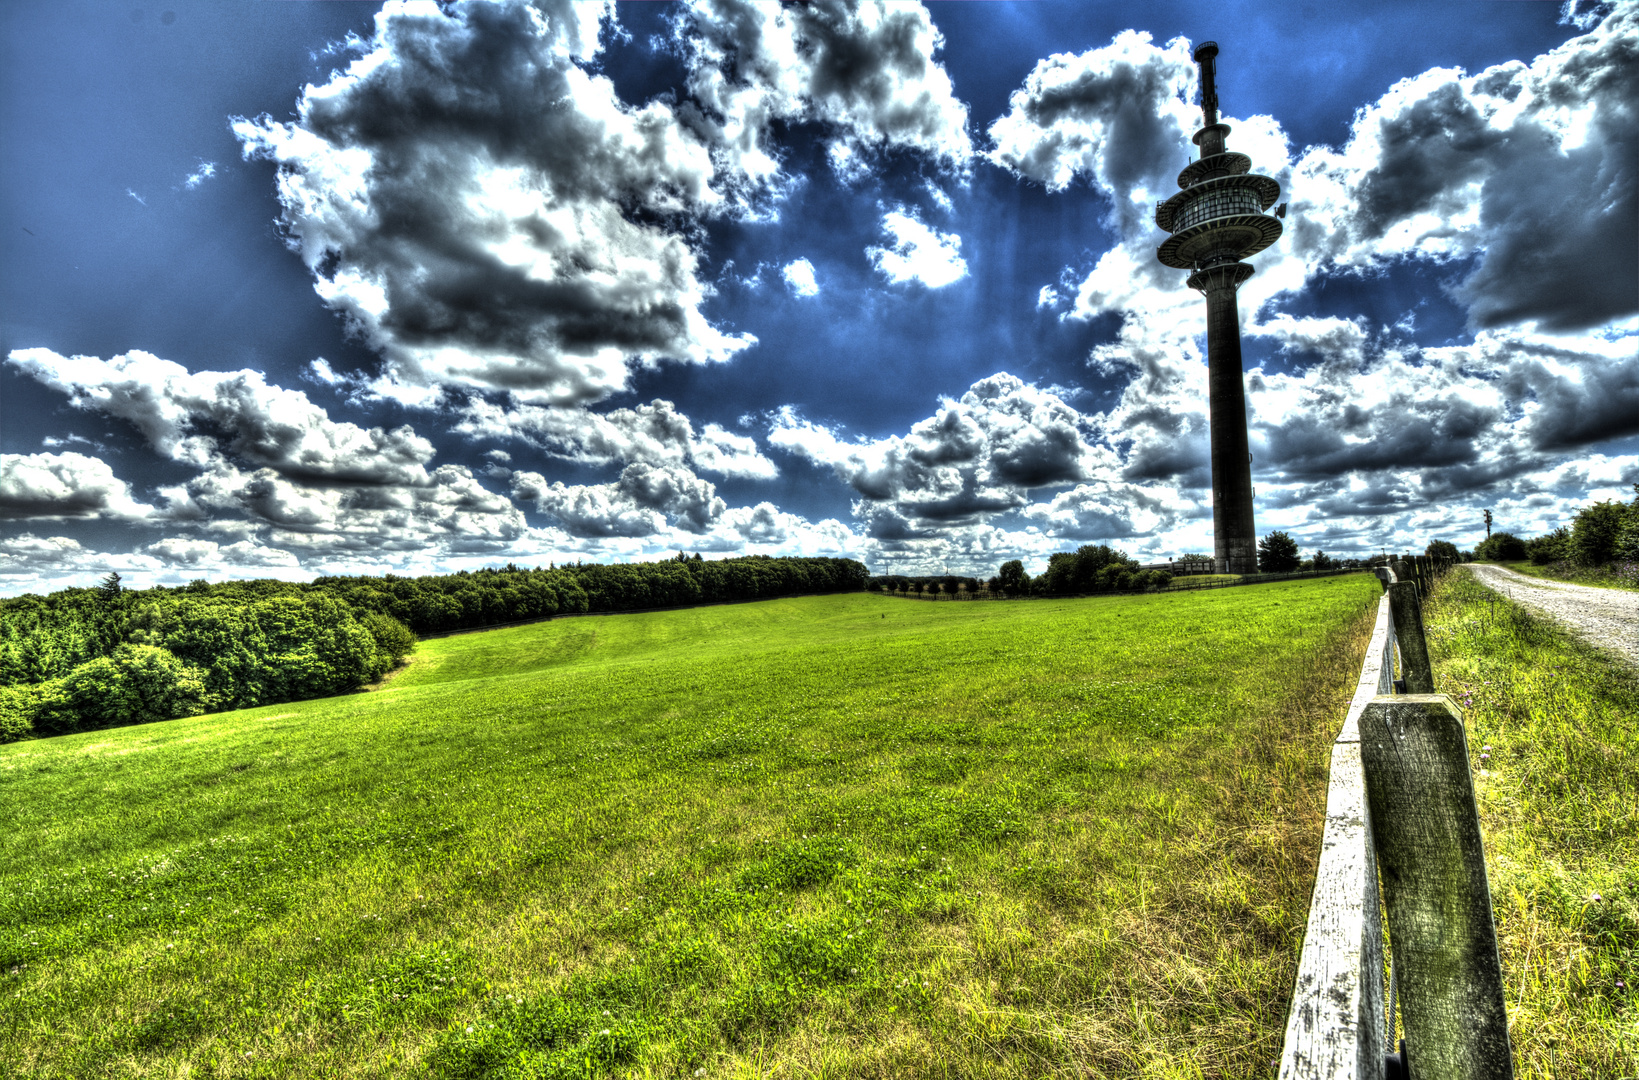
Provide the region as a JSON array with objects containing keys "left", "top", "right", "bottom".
[
  {"left": 1423, "top": 569, "right": 1638, "bottom": 1075},
  {"left": 2, "top": 579, "right": 1386, "bottom": 1078}
]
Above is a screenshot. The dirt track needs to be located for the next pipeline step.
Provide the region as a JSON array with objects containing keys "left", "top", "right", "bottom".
[{"left": 1467, "top": 563, "right": 1639, "bottom": 670}]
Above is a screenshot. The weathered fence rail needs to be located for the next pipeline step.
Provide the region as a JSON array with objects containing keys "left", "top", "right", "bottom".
[{"left": 1279, "top": 557, "right": 1513, "bottom": 1079}]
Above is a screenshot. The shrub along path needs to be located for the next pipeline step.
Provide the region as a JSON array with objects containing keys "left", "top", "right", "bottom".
[{"left": 1, "top": 578, "right": 1382, "bottom": 1079}]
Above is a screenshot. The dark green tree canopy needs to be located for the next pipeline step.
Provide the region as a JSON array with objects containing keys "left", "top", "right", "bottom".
[
  {"left": 1425, "top": 540, "right": 1460, "bottom": 562},
  {"left": 1257, "top": 532, "right": 1300, "bottom": 573}
]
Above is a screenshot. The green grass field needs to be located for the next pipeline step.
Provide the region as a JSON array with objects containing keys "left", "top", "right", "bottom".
[{"left": 2, "top": 577, "right": 1387, "bottom": 1078}]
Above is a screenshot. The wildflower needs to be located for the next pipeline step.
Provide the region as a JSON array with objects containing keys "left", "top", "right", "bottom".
[{"left": 1592, "top": 893, "right": 1603, "bottom": 902}]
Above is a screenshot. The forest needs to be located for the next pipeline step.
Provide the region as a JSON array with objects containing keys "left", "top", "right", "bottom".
[{"left": 0, "top": 554, "right": 867, "bottom": 742}]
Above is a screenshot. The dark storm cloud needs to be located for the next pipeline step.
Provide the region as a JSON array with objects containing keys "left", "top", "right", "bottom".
[
  {"left": 1348, "top": 82, "right": 1502, "bottom": 242},
  {"left": 1500, "top": 349, "right": 1639, "bottom": 450},
  {"left": 235, "top": 0, "right": 748, "bottom": 405},
  {"left": 1298, "top": 6, "right": 1639, "bottom": 332},
  {"left": 1258, "top": 394, "right": 1498, "bottom": 479}
]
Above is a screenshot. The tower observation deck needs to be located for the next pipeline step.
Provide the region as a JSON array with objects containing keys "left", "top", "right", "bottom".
[{"left": 1154, "top": 42, "right": 1284, "bottom": 575}]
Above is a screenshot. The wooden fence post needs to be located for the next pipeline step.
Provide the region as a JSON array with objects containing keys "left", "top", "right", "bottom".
[
  {"left": 1359, "top": 695, "right": 1513, "bottom": 1079},
  {"left": 1387, "top": 582, "right": 1433, "bottom": 694}
]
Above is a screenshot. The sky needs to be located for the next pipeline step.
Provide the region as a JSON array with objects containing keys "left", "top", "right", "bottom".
[{"left": 1, "top": 0, "right": 1635, "bottom": 593}]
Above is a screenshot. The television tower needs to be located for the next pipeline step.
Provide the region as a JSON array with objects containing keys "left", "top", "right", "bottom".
[{"left": 1155, "top": 42, "right": 1283, "bottom": 574}]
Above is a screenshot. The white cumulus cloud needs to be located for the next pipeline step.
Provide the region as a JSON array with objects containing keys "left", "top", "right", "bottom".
[
  {"left": 866, "top": 209, "right": 967, "bottom": 288},
  {"left": 0, "top": 452, "right": 154, "bottom": 521},
  {"left": 233, "top": 0, "right": 752, "bottom": 407},
  {"left": 781, "top": 258, "right": 820, "bottom": 297},
  {"left": 8, "top": 348, "right": 435, "bottom": 485},
  {"left": 678, "top": 0, "right": 972, "bottom": 191}
]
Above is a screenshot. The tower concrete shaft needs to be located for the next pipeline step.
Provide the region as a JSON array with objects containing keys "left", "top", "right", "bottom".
[
  {"left": 1198, "top": 265, "right": 1258, "bottom": 573},
  {"left": 1154, "top": 41, "right": 1283, "bottom": 576}
]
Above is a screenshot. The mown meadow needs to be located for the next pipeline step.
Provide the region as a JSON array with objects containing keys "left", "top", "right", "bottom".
[{"left": 4, "top": 576, "right": 1387, "bottom": 1078}]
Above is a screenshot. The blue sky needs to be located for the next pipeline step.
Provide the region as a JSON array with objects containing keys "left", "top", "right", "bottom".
[{"left": 2, "top": 0, "right": 1635, "bottom": 591}]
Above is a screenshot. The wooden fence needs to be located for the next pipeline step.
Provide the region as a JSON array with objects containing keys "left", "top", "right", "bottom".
[
  {"left": 1279, "top": 556, "right": 1513, "bottom": 1079},
  {"left": 877, "top": 565, "right": 1370, "bottom": 601}
]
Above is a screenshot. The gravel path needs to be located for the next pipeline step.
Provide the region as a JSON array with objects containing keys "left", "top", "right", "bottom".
[{"left": 1467, "top": 563, "right": 1639, "bottom": 670}]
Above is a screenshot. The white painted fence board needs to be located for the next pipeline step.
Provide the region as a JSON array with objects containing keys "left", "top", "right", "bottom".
[
  {"left": 1280, "top": 594, "right": 1395, "bottom": 1078},
  {"left": 1279, "top": 741, "right": 1386, "bottom": 1080}
]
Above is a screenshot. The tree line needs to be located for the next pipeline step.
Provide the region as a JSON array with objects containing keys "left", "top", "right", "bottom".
[
  {"left": 1472, "top": 486, "right": 1639, "bottom": 581},
  {"left": 0, "top": 554, "right": 867, "bottom": 743},
  {"left": 870, "top": 545, "right": 1174, "bottom": 599}
]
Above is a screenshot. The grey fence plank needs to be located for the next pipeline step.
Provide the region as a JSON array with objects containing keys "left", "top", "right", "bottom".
[
  {"left": 1359, "top": 695, "right": 1513, "bottom": 1079},
  {"left": 1387, "top": 582, "right": 1433, "bottom": 694}
]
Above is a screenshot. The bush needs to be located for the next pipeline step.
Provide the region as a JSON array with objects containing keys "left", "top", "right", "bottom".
[
  {"left": 0, "top": 684, "right": 42, "bottom": 740},
  {"left": 1617, "top": 515, "right": 1639, "bottom": 562},
  {"left": 1474, "top": 532, "right": 1528, "bottom": 561},
  {"left": 1526, "top": 527, "right": 1570, "bottom": 565},
  {"left": 61, "top": 645, "right": 212, "bottom": 729},
  {"left": 361, "top": 612, "right": 417, "bottom": 669},
  {"left": 1425, "top": 540, "right": 1460, "bottom": 563},
  {"left": 1570, "top": 500, "right": 1630, "bottom": 566}
]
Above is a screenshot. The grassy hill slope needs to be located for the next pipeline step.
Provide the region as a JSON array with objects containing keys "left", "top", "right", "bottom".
[{"left": 1, "top": 577, "right": 1382, "bottom": 1079}]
